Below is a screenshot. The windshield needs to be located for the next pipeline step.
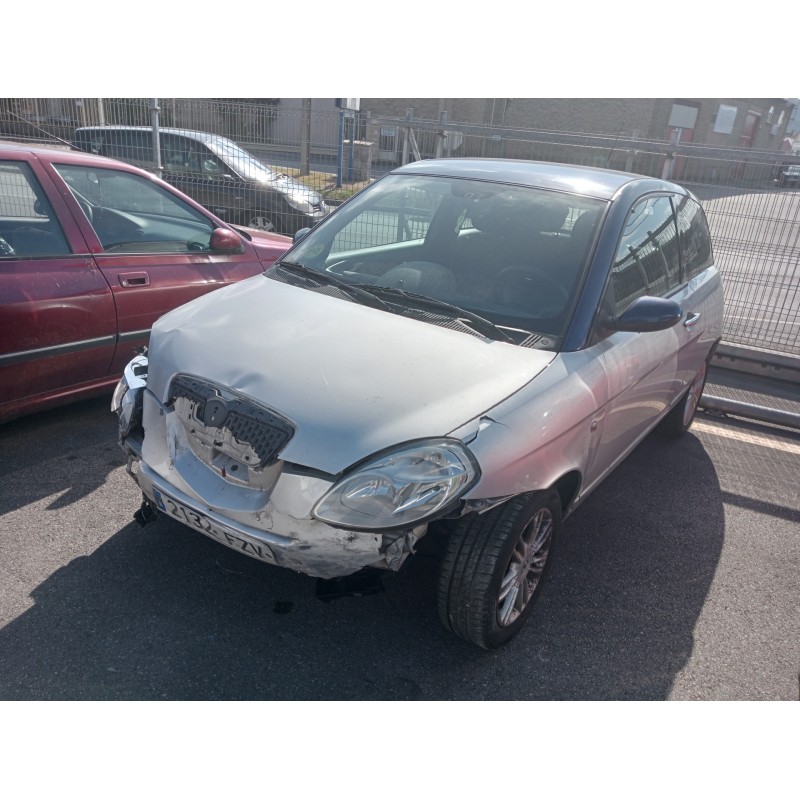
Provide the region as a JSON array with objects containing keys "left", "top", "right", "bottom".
[
  {"left": 206, "top": 138, "right": 277, "bottom": 182},
  {"left": 283, "top": 173, "right": 607, "bottom": 349}
]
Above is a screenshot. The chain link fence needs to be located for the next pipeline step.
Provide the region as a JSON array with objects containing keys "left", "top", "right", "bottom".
[{"left": 2, "top": 97, "right": 799, "bottom": 356}]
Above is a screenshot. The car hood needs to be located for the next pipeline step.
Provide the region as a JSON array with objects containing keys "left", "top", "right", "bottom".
[
  {"left": 146, "top": 275, "right": 556, "bottom": 475},
  {"left": 270, "top": 173, "right": 324, "bottom": 204},
  {"left": 240, "top": 228, "right": 292, "bottom": 263}
]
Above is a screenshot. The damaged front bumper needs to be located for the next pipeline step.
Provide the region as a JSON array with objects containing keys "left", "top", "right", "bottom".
[
  {"left": 114, "top": 367, "right": 427, "bottom": 580},
  {"left": 129, "top": 457, "right": 423, "bottom": 579}
]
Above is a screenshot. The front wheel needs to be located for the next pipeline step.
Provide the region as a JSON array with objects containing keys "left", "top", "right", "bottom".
[
  {"left": 437, "top": 491, "right": 561, "bottom": 650},
  {"left": 658, "top": 358, "right": 709, "bottom": 438}
]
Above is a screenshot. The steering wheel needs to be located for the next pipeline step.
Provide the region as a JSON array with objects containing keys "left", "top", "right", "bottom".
[
  {"left": 493, "top": 266, "right": 569, "bottom": 315},
  {"left": 0, "top": 235, "right": 15, "bottom": 256}
]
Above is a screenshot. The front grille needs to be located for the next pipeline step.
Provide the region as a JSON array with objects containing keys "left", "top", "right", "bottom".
[{"left": 168, "top": 376, "right": 294, "bottom": 467}]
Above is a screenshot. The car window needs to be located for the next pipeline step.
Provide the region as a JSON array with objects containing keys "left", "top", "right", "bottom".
[
  {"left": 0, "top": 161, "right": 71, "bottom": 257},
  {"left": 330, "top": 183, "right": 444, "bottom": 253},
  {"left": 53, "top": 163, "right": 216, "bottom": 254},
  {"left": 161, "top": 134, "right": 199, "bottom": 174},
  {"left": 609, "top": 195, "right": 680, "bottom": 316},
  {"left": 674, "top": 195, "right": 713, "bottom": 281},
  {"left": 102, "top": 130, "right": 155, "bottom": 169}
]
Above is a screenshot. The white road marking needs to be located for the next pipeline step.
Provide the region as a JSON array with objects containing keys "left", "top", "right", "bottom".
[{"left": 693, "top": 420, "right": 800, "bottom": 455}]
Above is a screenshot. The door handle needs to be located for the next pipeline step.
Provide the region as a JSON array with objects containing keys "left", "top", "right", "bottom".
[
  {"left": 118, "top": 272, "right": 150, "bottom": 288},
  {"left": 683, "top": 311, "right": 701, "bottom": 328}
]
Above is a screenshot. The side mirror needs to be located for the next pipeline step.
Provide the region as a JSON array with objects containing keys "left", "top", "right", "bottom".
[
  {"left": 614, "top": 296, "right": 683, "bottom": 332},
  {"left": 210, "top": 228, "right": 245, "bottom": 254},
  {"left": 293, "top": 227, "right": 311, "bottom": 243}
]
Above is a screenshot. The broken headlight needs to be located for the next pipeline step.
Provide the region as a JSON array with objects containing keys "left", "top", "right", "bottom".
[
  {"left": 111, "top": 354, "right": 149, "bottom": 437},
  {"left": 313, "top": 439, "right": 479, "bottom": 530}
]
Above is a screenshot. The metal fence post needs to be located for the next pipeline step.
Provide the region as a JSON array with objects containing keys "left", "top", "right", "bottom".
[
  {"left": 347, "top": 131, "right": 355, "bottom": 182},
  {"left": 300, "top": 99, "right": 312, "bottom": 176},
  {"left": 150, "top": 99, "right": 162, "bottom": 179},
  {"left": 435, "top": 110, "right": 447, "bottom": 159},
  {"left": 336, "top": 110, "right": 345, "bottom": 188},
  {"left": 401, "top": 108, "right": 413, "bottom": 165}
]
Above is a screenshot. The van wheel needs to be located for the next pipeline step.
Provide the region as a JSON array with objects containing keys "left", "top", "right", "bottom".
[
  {"left": 437, "top": 491, "right": 560, "bottom": 650},
  {"left": 658, "top": 358, "right": 708, "bottom": 438},
  {"left": 244, "top": 213, "right": 275, "bottom": 232}
]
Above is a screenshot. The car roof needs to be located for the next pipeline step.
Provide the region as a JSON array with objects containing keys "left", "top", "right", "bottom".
[
  {"left": 391, "top": 157, "right": 685, "bottom": 201},
  {"left": 0, "top": 141, "right": 68, "bottom": 156},
  {"left": 0, "top": 142, "right": 130, "bottom": 163},
  {"left": 0, "top": 140, "right": 150, "bottom": 169},
  {"left": 74, "top": 125, "right": 234, "bottom": 147}
]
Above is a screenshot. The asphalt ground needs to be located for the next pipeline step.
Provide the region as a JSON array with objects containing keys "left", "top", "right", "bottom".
[{"left": 0, "top": 391, "right": 798, "bottom": 703}]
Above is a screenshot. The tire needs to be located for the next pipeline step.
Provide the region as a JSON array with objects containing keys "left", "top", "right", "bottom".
[
  {"left": 437, "top": 491, "right": 561, "bottom": 650},
  {"left": 242, "top": 212, "right": 276, "bottom": 232},
  {"left": 658, "top": 357, "right": 709, "bottom": 438}
]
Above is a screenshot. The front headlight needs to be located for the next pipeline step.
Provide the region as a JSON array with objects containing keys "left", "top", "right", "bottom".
[
  {"left": 313, "top": 439, "right": 479, "bottom": 530},
  {"left": 285, "top": 191, "right": 320, "bottom": 215}
]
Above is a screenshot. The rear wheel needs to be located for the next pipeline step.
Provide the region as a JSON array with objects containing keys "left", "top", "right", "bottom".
[
  {"left": 659, "top": 358, "right": 708, "bottom": 438},
  {"left": 437, "top": 491, "right": 561, "bottom": 649}
]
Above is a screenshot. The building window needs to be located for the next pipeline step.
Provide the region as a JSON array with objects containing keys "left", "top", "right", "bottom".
[
  {"left": 713, "top": 104, "right": 738, "bottom": 134},
  {"left": 668, "top": 103, "right": 699, "bottom": 130}
]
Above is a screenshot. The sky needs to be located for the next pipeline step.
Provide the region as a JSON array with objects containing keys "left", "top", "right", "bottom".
[{"left": 5, "top": 4, "right": 797, "bottom": 100}]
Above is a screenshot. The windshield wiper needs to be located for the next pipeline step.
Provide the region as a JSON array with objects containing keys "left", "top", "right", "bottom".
[
  {"left": 273, "top": 261, "right": 392, "bottom": 312},
  {"left": 275, "top": 262, "right": 515, "bottom": 343},
  {"left": 362, "top": 285, "right": 515, "bottom": 343}
]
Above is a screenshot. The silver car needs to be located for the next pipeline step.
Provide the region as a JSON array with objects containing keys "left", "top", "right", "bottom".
[{"left": 113, "top": 158, "right": 723, "bottom": 649}]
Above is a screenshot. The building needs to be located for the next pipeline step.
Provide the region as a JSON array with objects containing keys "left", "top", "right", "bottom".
[{"left": 361, "top": 98, "right": 794, "bottom": 151}]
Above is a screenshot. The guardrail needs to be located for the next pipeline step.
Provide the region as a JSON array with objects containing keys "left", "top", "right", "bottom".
[{"left": 702, "top": 343, "right": 800, "bottom": 430}]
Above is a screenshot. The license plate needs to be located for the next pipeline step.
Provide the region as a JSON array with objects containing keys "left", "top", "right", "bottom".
[{"left": 152, "top": 488, "right": 277, "bottom": 566}]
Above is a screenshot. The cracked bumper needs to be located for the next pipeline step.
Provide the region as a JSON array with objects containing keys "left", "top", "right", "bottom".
[{"left": 127, "top": 452, "right": 422, "bottom": 580}]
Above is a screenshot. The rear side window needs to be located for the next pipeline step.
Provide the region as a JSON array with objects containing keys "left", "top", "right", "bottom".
[
  {"left": 674, "top": 195, "right": 713, "bottom": 280},
  {"left": 609, "top": 195, "right": 680, "bottom": 316},
  {"left": 0, "top": 161, "right": 70, "bottom": 257},
  {"left": 102, "top": 130, "right": 154, "bottom": 169}
]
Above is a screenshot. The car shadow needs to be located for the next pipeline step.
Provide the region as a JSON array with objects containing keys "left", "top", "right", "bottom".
[
  {"left": 0, "top": 396, "right": 123, "bottom": 514},
  {"left": 0, "top": 427, "right": 724, "bottom": 701}
]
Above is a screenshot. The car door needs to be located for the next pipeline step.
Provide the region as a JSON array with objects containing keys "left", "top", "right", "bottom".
[
  {"left": 586, "top": 194, "right": 685, "bottom": 486},
  {"left": 672, "top": 193, "right": 721, "bottom": 381},
  {"left": 0, "top": 154, "right": 116, "bottom": 416},
  {"left": 44, "top": 159, "right": 265, "bottom": 376}
]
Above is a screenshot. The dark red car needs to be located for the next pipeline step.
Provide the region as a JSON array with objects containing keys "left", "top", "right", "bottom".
[{"left": 0, "top": 142, "right": 292, "bottom": 424}]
